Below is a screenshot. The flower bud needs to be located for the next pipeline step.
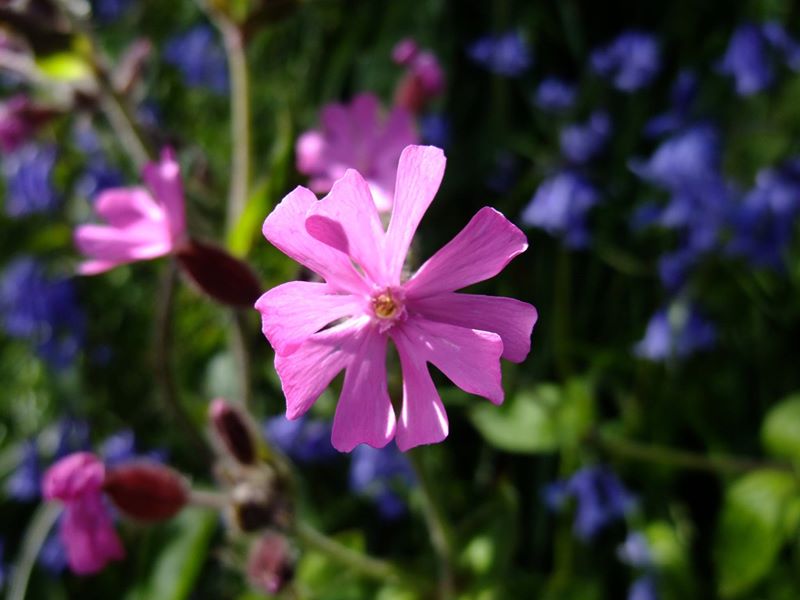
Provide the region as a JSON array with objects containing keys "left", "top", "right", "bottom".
[
  {"left": 229, "top": 479, "right": 292, "bottom": 532},
  {"left": 247, "top": 532, "right": 295, "bottom": 595},
  {"left": 103, "top": 462, "right": 188, "bottom": 522},
  {"left": 209, "top": 398, "right": 258, "bottom": 466},
  {"left": 176, "top": 239, "right": 262, "bottom": 308}
]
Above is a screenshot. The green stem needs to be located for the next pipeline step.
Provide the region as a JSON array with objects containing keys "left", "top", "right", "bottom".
[
  {"left": 294, "top": 521, "right": 404, "bottom": 585},
  {"left": 591, "top": 429, "right": 795, "bottom": 475},
  {"left": 215, "top": 15, "right": 251, "bottom": 235},
  {"left": 7, "top": 503, "right": 62, "bottom": 600},
  {"left": 409, "top": 450, "right": 456, "bottom": 599}
]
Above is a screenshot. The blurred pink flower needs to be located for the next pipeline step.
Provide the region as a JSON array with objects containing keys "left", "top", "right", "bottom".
[
  {"left": 42, "top": 452, "right": 125, "bottom": 575},
  {"left": 391, "top": 39, "right": 445, "bottom": 114},
  {"left": 295, "top": 93, "right": 418, "bottom": 212},
  {"left": 256, "top": 145, "right": 537, "bottom": 452},
  {"left": 74, "top": 148, "right": 188, "bottom": 275}
]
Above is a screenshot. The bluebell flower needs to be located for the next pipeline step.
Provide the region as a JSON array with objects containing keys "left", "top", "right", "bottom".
[
  {"left": 590, "top": 31, "right": 661, "bottom": 91},
  {"left": 72, "top": 123, "right": 124, "bottom": 201},
  {"left": 521, "top": 171, "right": 600, "bottom": 248},
  {"left": 727, "top": 159, "right": 800, "bottom": 267},
  {"left": 6, "top": 439, "right": 41, "bottom": 501},
  {"left": 534, "top": 77, "right": 577, "bottom": 112},
  {"left": 629, "top": 575, "right": 659, "bottom": 600},
  {"left": 717, "top": 24, "right": 775, "bottom": 96},
  {"left": 91, "top": 0, "right": 134, "bottom": 23},
  {"left": 762, "top": 22, "right": 800, "bottom": 71},
  {"left": 635, "top": 302, "right": 716, "bottom": 361},
  {"left": 2, "top": 144, "right": 60, "bottom": 217},
  {"left": 419, "top": 113, "right": 450, "bottom": 149},
  {"left": 467, "top": 31, "right": 532, "bottom": 77},
  {"left": 349, "top": 444, "right": 415, "bottom": 519},
  {"left": 38, "top": 528, "right": 68, "bottom": 575},
  {"left": 264, "top": 416, "right": 337, "bottom": 464},
  {"left": 644, "top": 70, "right": 698, "bottom": 138},
  {"left": 618, "top": 532, "right": 652, "bottom": 568},
  {"left": 99, "top": 429, "right": 166, "bottom": 467},
  {"left": 630, "top": 124, "right": 721, "bottom": 190},
  {"left": 560, "top": 111, "right": 611, "bottom": 164},
  {"left": 164, "top": 26, "right": 229, "bottom": 94},
  {"left": 544, "top": 466, "right": 635, "bottom": 541},
  {"left": 0, "top": 259, "right": 85, "bottom": 368}
]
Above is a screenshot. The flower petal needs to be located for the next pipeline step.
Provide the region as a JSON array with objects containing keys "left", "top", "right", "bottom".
[
  {"left": 263, "top": 186, "right": 367, "bottom": 294},
  {"left": 392, "top": 330, "right": 448, "bottom": 451},
  {"left": 275, "top": 318, "right": 366, "bottom": 419},
  {"left": 74, "top": 223, "right": 172, "bottom": 265},
  {"left": 255, "top": 281, "right": 362, "bottom": 356},
  {"left": 42, "top": 452, "right": 105, "bottom": 502},
  {"left": 142, "top": 149, "right": 186, "bottom": 241},
  {"left": 331, "top": 327, "right": 396, "bottom": 451},
  {"left": 305, "top": 169, "right": 386, "bottom": 283},
  {"left": 61, "top": 494, "right": 125, "bottom": 575},
  {"left": 384, "top": 145, "right": 446, "bottom": 283},
  {"left": 94, "top": 187, "right": 163, "bottom": 228},
  {"left": 409, "top": 293, "right": 537, "bottom": 362},
  {"left": 397, "top": 316, "right": 504, "bottom": 405},
  {"left": 405, "top": 207, "right": 528, "bottom": 298}
]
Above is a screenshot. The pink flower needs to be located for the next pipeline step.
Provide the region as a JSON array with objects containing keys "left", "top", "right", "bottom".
[
  {"left": 42, "top": 452, "right": 125, "bottom": 575},
  {"left": 256, "top": 145, "right": 538, "bottom": 452},
  {"left": 391, "top": 39, "right": 445, "bottom": 114},
  {"left": 295, "top": 93, "right": 418, "bottom": 213},
  {"left": 74, "top": 149, "right": 188, "bottom": 275}
]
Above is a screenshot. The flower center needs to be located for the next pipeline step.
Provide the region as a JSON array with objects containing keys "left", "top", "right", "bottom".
[{"left": 369, "top": 287, "right": 406, "bottom": 330}]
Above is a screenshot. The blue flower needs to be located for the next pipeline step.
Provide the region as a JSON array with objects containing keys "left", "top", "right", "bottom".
[
  {"left": 164, "top": 25, "right": 229, "bottom": 94},
  {"left": 521, "top": 171, "right": 600, "bottom": 248},
  {"left": 544, "top": 466, "right": 635, "bottom": 541},
  {"left": 99, "top": 429, "right": 167, "bottom": 467},
  {"left": 618, "top": 532, "right": 652, "bottom": 568},
  {"left": 635, "top": 302, "right": 716, "bottom": 361},
  {"left": 91, "top": 0, "right": 134, "bottom": 23},
  {"left": 590, "top": 31, "right": 661, "bottom": 91},
  {"left": 534, "top": 77, "right": 577, "bottom": 112},
  {"left": 628, "top": 575, "right": 659, "bottom": 600},
  {"left": 38, "top": 528, "right": 68, "bottom": 575},
  {"left": 762, "top": 22, "right": 800, "bottom": 71},
  {"left": 419, "top": 113, "right": 450, "bottom": 148},
  {"left": 0, "top": 259, "right": 85, "bottom": 368},
  {"left": 349, "top": 444, "right": 415, "bottom": 519},
  {"left": 468, "top": 31, "right": 532, "bottom": 77},
  {"left": 6, "top": 439, "right": 41, "bottom": 501},
  {"left": 717, "top": 24, "right": 775, "bottom": 96},
  {"left": 2, "top": 144, "right": 60, "bottom": 217},
  {"left": 53, "top": 418, "right": 91, "bottom": 460},
  {"left": 486, "top": 152, "right": 520, "bottom": 193},
  {"left": 644, "top": 70, "right": 698, "bottom": 138},
  {"left": 560, "top": 111, "right": 612, "bottom": 164},
  {"left": 264, "top": 416, "right": 337, "bottom": 464}
]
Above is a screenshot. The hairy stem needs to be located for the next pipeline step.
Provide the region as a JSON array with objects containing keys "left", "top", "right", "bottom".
[
  {"left": 590, "top": 429, "right": 795, "bottom": 475},
  {"left": 409, "top": 450, "right": 456, "bottom": 599}
]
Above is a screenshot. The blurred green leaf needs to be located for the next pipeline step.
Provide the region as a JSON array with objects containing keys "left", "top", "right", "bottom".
[
  {"left": 124, "top": 509, "right": 217, "bottom": 600},
  {"left": 469, "top": 379, "right": 593, "bottom": 454},
  {"left": 36, "top": 53, "right": 92, "bottom": 82},
  {"left": 715, "top": 470, "right": 799, "bottom": 597},
  {"left": 761, "top": 393, "right": 800, "bottom": 465}
]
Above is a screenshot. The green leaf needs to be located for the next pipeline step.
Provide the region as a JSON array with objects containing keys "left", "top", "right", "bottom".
[
  {"left": 469, "top": 379, "right": 593, "bottom": 454},
  {"left": 761, "top": 393, "right": 800, "bottom": 465},
  {"left": 715, "top": 470, "right": 799, "bottom": 597},
  {"left": 124, "top": 509, "right": 217, "bottom": 600},
  {"left": 36, "top": 52, "right": 92, "bottom": 82}
]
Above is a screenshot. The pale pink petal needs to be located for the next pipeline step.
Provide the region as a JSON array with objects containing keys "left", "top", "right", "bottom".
[
  {"left": 374, "top": 108, "right": 419, "bottom": 172},
  {"left": 320, "top": 103, "right": 352, "bottom": 143},
  {"left": 275, "top": 318, "right": 367, "bottom": 419},
  {"left": 398, "top": 317, "right": 504, "bottom": 405},
  {"left": 42, "top": 452, "right": 105, "bottom": 502},
  {"left": 348, "top": 93, "right": 381, "bottom": 145},
  {"left": 94, "top": 187, "right": 163, "bottom": 228},
  {"left": 405, "top": 207, "right": 528, "bottom": 298},
  {"left": 77, "top": 260, "right": 121, "bottom": 276},
  {"left": 368, "top": 182, "right": 393, "bottom": 213},
  {"left": 262, "top": 186, "right": 368, "bottom": 294},
  {"left": 408, "top": 293, "right": 538, "bottom": 363},
  {"left": 74, "top": 223, "right": 172, "bottom": 264},
  {"left": 305, "top": 169, "right": 386, "bottom": 284},
  {"left": 331, "top": 327, "right": 396, "bottom": 451},
  {"left": 61, "top": 494, "right": 125, "bottom": 575},
  {"left": 142, "top": 149, "right": 186, "bottom": 241},
  {"left": 384, "top": 146, "right": 446, "bottom": 283},
  {"left": 255, "top": 281, "right": 362, "bottom": 356},
  {"left": 392, "top": 331, "right": 448, "bottom": 451},
  {"left": 296, "top": 130, "right": 327, "bottom": 175}
]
